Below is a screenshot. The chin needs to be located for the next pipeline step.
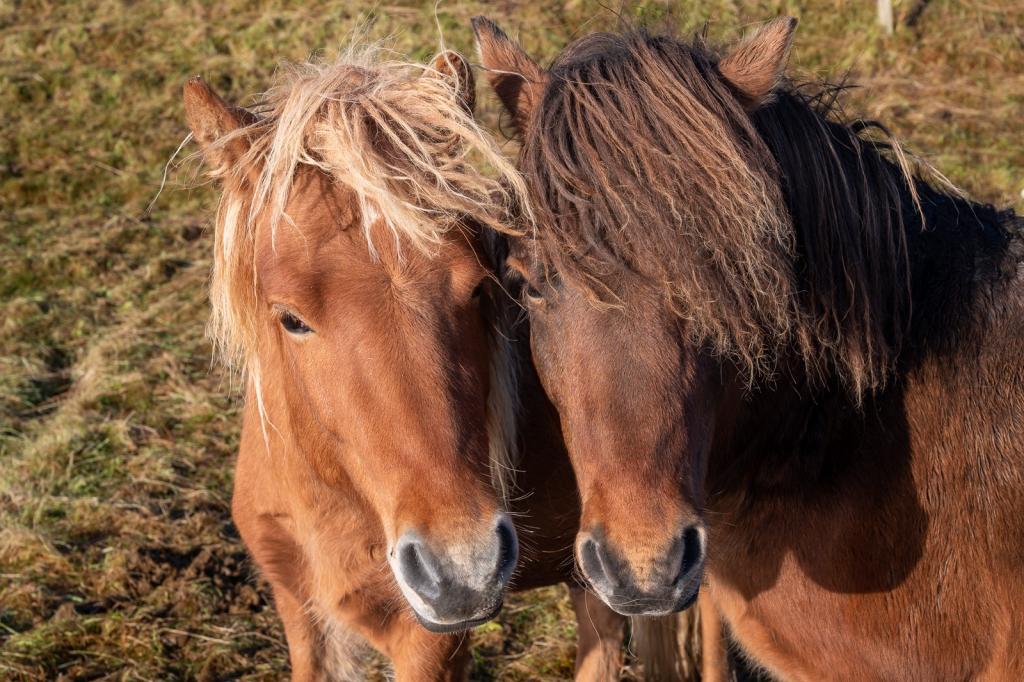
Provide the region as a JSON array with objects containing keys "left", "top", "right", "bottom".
[
  {"left": 412, "top": 600, "right": 504, "bottom": 634},
  {"left": 602, "top": 585, "right": 701, "bottom": 617}
]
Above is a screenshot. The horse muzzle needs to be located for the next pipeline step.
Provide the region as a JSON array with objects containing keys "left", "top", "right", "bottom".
[
  {"left": 390, "top": 513, "right": 519, "bottom": 631},
  {"left": 577, "top": 524, "right": 705, "bottom": 616}
]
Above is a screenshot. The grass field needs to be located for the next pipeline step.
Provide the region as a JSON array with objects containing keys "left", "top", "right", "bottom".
[{"left": 1, "top": 0, "right": 1021, "bottom": 679}]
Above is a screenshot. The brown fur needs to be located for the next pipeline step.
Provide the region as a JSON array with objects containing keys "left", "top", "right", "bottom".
[
  {"left": 477, "top": 15, "right": 1024, "bottom": 681},
  {"left": 185, "top": 49, "right": 628, "bottom": 680}
]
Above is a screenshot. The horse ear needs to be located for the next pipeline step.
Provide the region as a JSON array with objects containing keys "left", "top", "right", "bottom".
[
  {"left": 429, "top": 50, "right": 476, "bottom": 114},
  {"left": 472, "top": 16, "right": 547, "bottom": 134},
  {"left": 183, "top": 77, "right": 257, "bottom": 177},
  {"left": 719, "top": 16, "right": 797, "bottom": 108}
]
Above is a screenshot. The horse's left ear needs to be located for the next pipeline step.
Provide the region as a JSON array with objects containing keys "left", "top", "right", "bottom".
[
  {"left": 429, "top": 50, "right": 476, "bottom": 114},
  {"left": 719, "top": 16, "right": 798, "bottom": 108},
  {"left": 472, "top": 16, "right": 547, "bottom": 135}
]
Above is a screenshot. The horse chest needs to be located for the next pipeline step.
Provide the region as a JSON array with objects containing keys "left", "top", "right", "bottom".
[
  {"left": 705, "top": 435, "right": 1016, "bottom": 681},
  {"left": 236, "top": 445, "right": 401, "bottom": 616}
]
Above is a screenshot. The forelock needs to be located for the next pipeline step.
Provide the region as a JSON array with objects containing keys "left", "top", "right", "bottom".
[{"left": 523, "top": 30, "right": 797, "bottom": 377}]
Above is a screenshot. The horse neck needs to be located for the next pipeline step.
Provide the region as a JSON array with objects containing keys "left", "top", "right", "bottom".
[
  {"left": 901, "top": 185, "right": 1023, "bottom": 361},
  {"left": 706, "top": 366, "right": 869, "bottom": 499},
  {"left": 754, "top": 90, "right": 1022, "bottom": 394},
  {"left": 707, "top": 112, "right": 1024, "bottom": 498},
  {"left": 509, "top": 317, "right": 572, "bottom": 476}
]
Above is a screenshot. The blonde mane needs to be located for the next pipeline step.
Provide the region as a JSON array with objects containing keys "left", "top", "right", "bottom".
[{"left": 202, "top": 45, "right": 528, "bottom": 498}]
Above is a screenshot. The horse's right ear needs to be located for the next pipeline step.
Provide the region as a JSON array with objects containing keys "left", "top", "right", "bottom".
[
  {"left": 429, "top": 50, "right": 476, "bottom": 114},
  {"left": 183, "top": 77, "right": 256, "bottom": 177},
  {"left": 472, "top": 16, "right": 547, "bottom": 134}
]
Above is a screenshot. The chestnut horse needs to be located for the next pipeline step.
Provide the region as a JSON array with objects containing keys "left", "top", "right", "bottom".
[
  {"left": 184, "top": 48, "right": 629, "bottom": 680},
  {"left": 476, "top": 15, "right": 1024, "bottom": 681}
]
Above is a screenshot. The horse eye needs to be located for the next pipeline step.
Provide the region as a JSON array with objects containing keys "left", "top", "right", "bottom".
[
  {"left": 471, "top": 282, "right": 484, "bottom": 299},
  {"left": 523, "top": 283, "right": 543, "bottom": 305},
  {"left": 280, "top": 312, "right": 313, "bottom": 335}
]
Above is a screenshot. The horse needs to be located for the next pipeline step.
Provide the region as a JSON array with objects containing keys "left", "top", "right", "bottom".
[
  {"left": 183, "top": 47, "right": 631, "bottom": 680},
  {"left": 474, "top": 15, "right": 1024, "bottom": 681}
]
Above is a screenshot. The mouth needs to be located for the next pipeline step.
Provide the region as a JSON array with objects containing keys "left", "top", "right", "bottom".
[
  {"left": 674, "top": 588, "right": 699, "bottom": 612},
  {"left": 412, "top": 599, "right": 504, "bottom": 634},
  {"left": 598, "top": 576, "right": 702, "bottom": 617}
]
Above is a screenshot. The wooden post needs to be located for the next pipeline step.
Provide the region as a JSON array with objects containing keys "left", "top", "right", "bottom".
[{"left": 878, "top": 0, "right": 895, "bottom": 34}]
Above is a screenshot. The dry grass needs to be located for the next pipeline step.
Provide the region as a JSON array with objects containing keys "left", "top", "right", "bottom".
[{"left": 1, "top": 0, "right": 1020, "bottom": 679}]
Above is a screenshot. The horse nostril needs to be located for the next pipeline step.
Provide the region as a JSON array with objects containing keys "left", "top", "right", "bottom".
[
  {"left": 396, "top": 535, "right": 442, "bottom": 601},
  {"left": 580, "top": 537, "right": 604, "bottom": 583},
  {"left": 673, "top": 524, "right": 705, "bottom": 585},
  {"left": 579, "top": 534, "right": 624, "bottom": 589},
  {"left": 494, "top": 514, "right": 519, "bottom": 583}
]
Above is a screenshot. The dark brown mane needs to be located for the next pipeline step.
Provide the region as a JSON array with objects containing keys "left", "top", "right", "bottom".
[
  {"left": 520, "top": 28, "right": 994, "bottom": 396},
  {"left": 477, "top": 19, "right": 1024, "bottom": 677}
]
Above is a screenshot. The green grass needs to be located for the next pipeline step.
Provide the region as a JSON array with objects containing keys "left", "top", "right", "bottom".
[{"left": 1, "top": 0, "right": 1021, "bottom": 678}]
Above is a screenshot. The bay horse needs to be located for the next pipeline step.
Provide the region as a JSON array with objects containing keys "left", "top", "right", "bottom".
[
  {"left": 475, "top": 15, "right": 1024, "bottom": 681},
  {"left": 183, "top": 48, "right": 630, "bottom": 680}
]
